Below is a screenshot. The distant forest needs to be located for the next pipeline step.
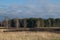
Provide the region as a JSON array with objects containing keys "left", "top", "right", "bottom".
[
  {"left": 9, "top": 18, "right": 60, "bottom": 28},
  {"left": 0, "top": 18, "right": 60, "bottom": 28}
]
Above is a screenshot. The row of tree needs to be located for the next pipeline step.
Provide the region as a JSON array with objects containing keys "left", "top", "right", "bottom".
[{"left": 10, "top": 18, "right": 60, "bottom": 28}]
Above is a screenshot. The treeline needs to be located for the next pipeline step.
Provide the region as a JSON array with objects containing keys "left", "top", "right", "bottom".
[{"left": 10, "top": 18, "right": 60, "bottom": 28}]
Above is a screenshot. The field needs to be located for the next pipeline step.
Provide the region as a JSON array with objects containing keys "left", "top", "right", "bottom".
[{"left": 0, "top": 31, "right": 60, "bottom": 40}]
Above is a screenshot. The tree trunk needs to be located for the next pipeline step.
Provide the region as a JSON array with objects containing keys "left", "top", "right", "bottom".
[{"left": 24, "top": 18, "right": 27, "bottom": 28}]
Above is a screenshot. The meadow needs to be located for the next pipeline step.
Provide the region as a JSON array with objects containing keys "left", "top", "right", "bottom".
[{"left": 0, "top": 31, "right": 60, "bottom": 40}]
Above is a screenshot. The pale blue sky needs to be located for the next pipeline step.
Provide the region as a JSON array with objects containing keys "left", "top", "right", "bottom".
[
  {"left": 0, "top": 0, "right": 38, "bottom": 5},
  {"left": 0, "top": 0, "right": 60, "bottom": 19},
  {"left": 0, "top": 0, "right": 60, "bottom": 6}
]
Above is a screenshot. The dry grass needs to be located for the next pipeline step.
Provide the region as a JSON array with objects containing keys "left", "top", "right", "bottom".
[{"left": 0, "top": 31, "right": 59, "bottom": 40}]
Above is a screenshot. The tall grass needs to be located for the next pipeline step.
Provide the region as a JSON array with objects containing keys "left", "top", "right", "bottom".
[{"left": 0, "top": 31, "right": 60, "bottom": 40}]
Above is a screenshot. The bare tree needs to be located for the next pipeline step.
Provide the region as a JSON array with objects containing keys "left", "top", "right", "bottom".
[
  {"left": 48, "top": 19, "right": 51, "bottom": 27},
  {"left": 41, "top": 19, "right": 44, "bottom": 27},
  {"left": 24, "top": 18, "right": 27, "bottom": 28},
  {"left": 5, "top": 16, "right": 9, "bottom": 28},
  {"left": 37, "top": 18, "right": 40, "bottom": 28},
  {"left": 14, "top": 18, "right": 19, "bottom": 29}
]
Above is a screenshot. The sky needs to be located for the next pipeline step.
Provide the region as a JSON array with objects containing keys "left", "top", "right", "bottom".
[{"left": 0, "top": 0, "right": 60, "bottom": 19}]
